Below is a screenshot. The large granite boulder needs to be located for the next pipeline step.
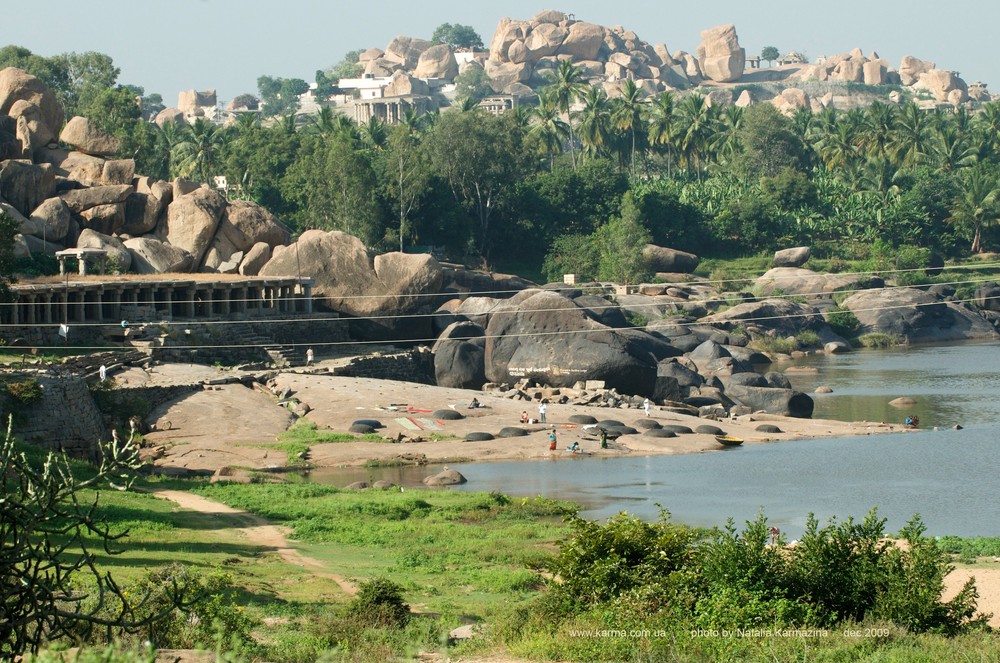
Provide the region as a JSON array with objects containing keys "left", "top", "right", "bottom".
[
  {"left": 701, "top": 299, "right": 848, "bottom": 348},
  {"left": 655, "top": 358, "right": 705, "bottom": 402},
  {"left": 725, "top": 384, "right": 814, "bottom": 418},
  {"left": 557, "top": 22, "right": 605, "bottom": 60},
  {"left": 40, "top": 149, "right": 105, "bottom": 184},
  {"left": 122, "top": 180, "right": 171, "bottom": 235},
  {"left": 974, "top": 282, "right": 1000, "bottom": 313},
  {"left": 239, "top": 242, "right": 271, "bottom": 276},
  {"left": 79, "top": 202, "right": 125, "bottom": 235},
  {"left": 260, "top": 230, "right": 443, "bottom": 336},
  {"left": 414, "top": 44, "right": 458, "bottom": 79},
  {"left": 154, "top": 108, "right": 185, "bottom": 127},
  {"left": 76, "top": 228, "right": 131, "bottom": 272},
  {"left": 840, "top": 288, "right": 999, "bottom": 344},
  {"left": 696, "top": 24, "right": 745, "bottom": 83},
  {"left": 0, "top": 160, "right": 55, "bottom": 216},
  {"left": 485, "top": 61, "right": 533, "bottom": 92},
  {"left": 898, "top": 56, "right": 935, "bottom": 86},
  {"left": 914, "top": 69, "right": 968, "bottom": 103},
  {"left": 642, "top": 244, "right": 699, "bottom": 273},
  {"left": 0, "top": 68, "right": 63, "bottom": 144},
  {"left": 165, "top": 187, "right": 226, "bottom": 266},
  {"left": 484, "top": 289, "right": 680, "bottom": 395},
  {"left": 383, "top": 36, "right": 433, "bottom": 69},
  {"left": 60, "top": 184, "right": 134, "bottom": 214},
  {"left": 384, "top": 71, "right": 431, "bottom": 97},
  {"left": 489, "top": 18, "right": 531, "bottom": 62},
  {"left": 755, "top": 267, "right": 883, "bottom": 298},
  {"left": 123, "top": 237, "right": 193, "bottom": 274},
  {"left": 433, "top": 321, "right": 487, "bottom": 390},
  {"left": 524, "top": 23, "right": 568, "bottom": 60},
  {"left": 772, "top": 88, "right": 810, "bottom": 115},
  {"left": 773, "top": 246, "right": 810, "bottom": 267},
  {"left": 59, "top": 116, "right": 121, "bottom": 157},
  {"left": 23, "top": 197, "right": 71, "bottom": 242},
  {"left": 101, "top": 158, "right": 135, "bottom": 185},
  {"left": 206, "top": 199, "right": 289, "bottom": 262},
  {"left": 8, "top": 99, "right": 54, "bottom": 156}
]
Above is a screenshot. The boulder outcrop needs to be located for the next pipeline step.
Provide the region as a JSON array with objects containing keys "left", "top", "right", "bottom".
[
  {"left": 59, "top": 116, "right": 120, "bottom": 157},
  {"left": 696, "top": 24, "right": 745, "bottom": 83},
  {"left": 433, "top": 321, "right": 487, "bottom": 390},
  {"left": 414, "top": 44, "right": 459, "bottom": 79},
  {"left": 483, "top": 289, "right": 680, "bottom": 395},
  {"left": 165, "top": 187, "right": 226, "bottom": 266},
  {"left": 840, "top": 288, "right": 998, "bottom": 343}
]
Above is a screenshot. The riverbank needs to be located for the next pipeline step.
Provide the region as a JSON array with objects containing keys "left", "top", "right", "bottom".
[{"left": 132, "top": 363, "right": 906, "bottom": 476}]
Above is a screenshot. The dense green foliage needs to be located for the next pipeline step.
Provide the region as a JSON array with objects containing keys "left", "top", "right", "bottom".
[
  {"left": 6, "top": 43, "right": 1000, "bottom": 279},
  {"left": 431, "top": 23, "right": 484, "bottom": 50}
]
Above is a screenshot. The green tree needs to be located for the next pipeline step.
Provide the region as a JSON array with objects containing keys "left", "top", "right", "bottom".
[
  {"left": 172, "top": 117, "right": 227, "bottom": 183},
  {"left": 611, "top": 79, "right": 647, "bottom": 176},
  {"left": 676, "top": 94, "right": 717, "bottom": 181},
  {"left": 948, "top": 164, "right": 1000, "bottom": 253},
  {"left": 530, "top": 90, "right": 570, "bottom": 170},
  {"left": 430, "top": 23, "right": 484, "bottom": 50},
  {"left": 382, "top": 124, "right": 431, "bottom": 251},
  {"left": 0, "top": 45, "right": 70, "bottom": 104},
  {"left": 729, "top": 103, "right": 808, "bottom": 179},
  {"left": 596, "top": 192, "right": 652, "bottom": 284},
  {"left": 257, "top": 75, "right": 309, "bottom": 117},
  {"left": 545, "top": 61, "right": 588, "bottom": 169},
  {"left": 0, "top": 425, "right": 196, "bottom": 658},
  {"left": 51, "top": 50, "right": 120, "bottom": 116},
  {"left": 281, "top": 133, "right": 384, "bottom": 243},
  {"left": 326, "top": 50, "right": 364, "bottom": 81},
  {"left": 647, "top": 91, "right": 679, "bottom": 177},
  {"left": 577, "top": 85, "right": 613, "bottom": 160},
  {"left": 760, "top": 46, "right": 780, "bottom": 67},
  {"left": 453, "top": 65, "right": 493, "bottom": 105},
  {"left": 425, "top": 110, "right": 529, "bottom": 256},
  {"left": 0, "top": 211, "right": 19, "bottom": 303}
]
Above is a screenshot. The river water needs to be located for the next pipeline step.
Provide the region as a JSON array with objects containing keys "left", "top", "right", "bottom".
[{"left": 309, "top": 341, "right": 1000, "bottom": 538}]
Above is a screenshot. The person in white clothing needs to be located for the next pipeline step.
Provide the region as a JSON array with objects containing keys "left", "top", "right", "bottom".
[
  {"left": 538, "top": 401, "right": 547, "bottom": 423},
  {"left": 643, "top": 398, "right": 651, "bottom": 416}
]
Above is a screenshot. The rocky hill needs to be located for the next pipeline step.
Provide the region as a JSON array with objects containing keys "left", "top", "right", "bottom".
[{"left": 334, "top": 9, "right": 990, "bottom": 113}]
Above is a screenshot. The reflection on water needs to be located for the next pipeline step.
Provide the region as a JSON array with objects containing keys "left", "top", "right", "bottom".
[{"left": 309, "top": 341, "right": 1000, "bottom": 538}]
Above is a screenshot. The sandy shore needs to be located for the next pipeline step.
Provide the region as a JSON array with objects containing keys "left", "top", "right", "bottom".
[{"left": 130, "top": 363, "right": 906, "bottom": 475}]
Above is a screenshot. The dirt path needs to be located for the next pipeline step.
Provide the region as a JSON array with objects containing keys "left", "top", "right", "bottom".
[
  {"left": 944, "top": 566, "right": 1000, "bottom": 627},
  {"left": 153, "top": 489, "right": 357, "bottom": 596}
]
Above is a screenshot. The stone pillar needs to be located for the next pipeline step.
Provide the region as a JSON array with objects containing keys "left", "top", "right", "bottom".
[
  {"left": 300, "top": 279, "right": 314, "bottom": 314},
  {"left": 219, "top": 284, "right": 231, "bottom": 315},
  {"left": 43, "top": 294, "right": 53, "bottom": 324}
]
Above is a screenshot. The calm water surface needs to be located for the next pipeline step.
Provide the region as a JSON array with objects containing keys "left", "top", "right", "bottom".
[{"left": 310, "top": 341, "right": 1000, "bottom": 537}]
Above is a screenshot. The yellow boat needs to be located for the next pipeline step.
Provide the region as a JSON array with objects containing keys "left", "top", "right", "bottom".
[{"left": 715, "top": 435, "right": 744, "bottom": 447}]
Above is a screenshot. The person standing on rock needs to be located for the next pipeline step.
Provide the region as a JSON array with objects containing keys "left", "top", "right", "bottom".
[
  {"left": 643, "top": 398, "right": 651, "bottom": 417},
  {"left": 306, "top": 347, "right": 314, "bottom": 367},
  {"left": 539, "top": 401, "right": 547, "bottom": 424}
]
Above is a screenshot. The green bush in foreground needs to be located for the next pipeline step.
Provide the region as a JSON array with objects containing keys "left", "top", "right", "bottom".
[{"left": 483, "top": 509, "right": 990, "bottom": 661}]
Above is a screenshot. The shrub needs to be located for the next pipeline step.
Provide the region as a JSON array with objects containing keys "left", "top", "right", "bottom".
[
  {"left": 858, "top": 333, "right": 900, "bottom": 349},
  {"left": 3, "top": 377, "right": 43, "bottom": 404},
  {"left": 825, "top": 307, "right": 861, "bottom": 339},
  {"left": 796, "top": 330, "right": 821, "bottom": 348},
  {"left": 545, "top": 511, "right": 700, "bottom": 610},
  {"left": 347, "top": 577, "right": 410, "bottom": 628}
]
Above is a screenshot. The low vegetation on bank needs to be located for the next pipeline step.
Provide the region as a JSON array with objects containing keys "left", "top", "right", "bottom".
[{"left": 5, "top": 429, "right": 999, "bottom": 662}]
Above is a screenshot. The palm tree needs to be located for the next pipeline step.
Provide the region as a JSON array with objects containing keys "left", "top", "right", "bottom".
[
  {"left": 890, "top": 101, "right": 932, "bottom": 167},
  {"left": 647, "top": 91, "right": 678, "bottom": 176},
  {"left": 859, "top": 102, "right": 897, "bottom": 160},
  {"left": 530, "top": 90, "right": 569, "bottom": 170},
  {"left": 173, "top": 117, "right": 226, "bottom": 183},
  {"left": 713, "top": 104, "right": 745, "bottom": 167},
  {"left": 545, "top": 60, "right": 587, "bottom": 168},
  {"left": 576, "top": 85, "right": 612, "bottom": 160},
  {"left": 974, "top": 101, "right": 1000, "bottom": 154},
  {"left": 360, "top": 116, "right": 388, "bottom": 150},
  {"left": 676, "top": 94, "right": 716, "bottom": 181},
  {"left": 610, "top": 79, "right": 647, "bottom": 176},
  {"left": 932, "top": 125, "right": 977, "bottom": 171},
  {"left": 948, "top": 165, "right": 1000, "bottom": 253},
  {"left": 815, "top": 121, "right": 859, "bottom": 172}
]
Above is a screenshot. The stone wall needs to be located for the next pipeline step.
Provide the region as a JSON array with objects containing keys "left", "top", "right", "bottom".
[
  {"left": 332, "top": 347, "right": 435, "bottom": 384},
  {"left": 2, "top": 374, "right": 107, "bottom": 455}
]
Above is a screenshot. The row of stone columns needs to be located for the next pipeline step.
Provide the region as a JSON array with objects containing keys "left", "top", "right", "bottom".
[{"left": 2, "top": 278, "right": 315, "bottom": 326}]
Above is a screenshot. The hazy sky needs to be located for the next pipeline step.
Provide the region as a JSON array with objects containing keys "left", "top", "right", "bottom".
[{"left": 6, "top": 0, "right": 999, "bottom": 104}]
